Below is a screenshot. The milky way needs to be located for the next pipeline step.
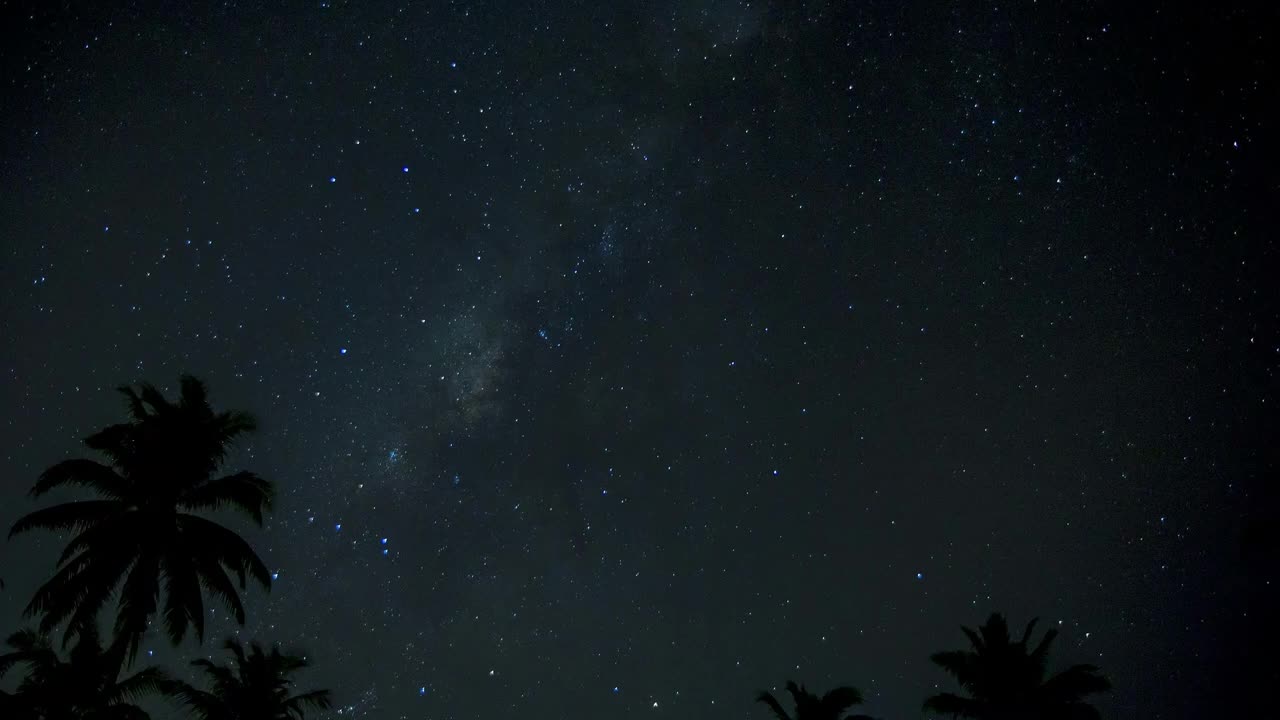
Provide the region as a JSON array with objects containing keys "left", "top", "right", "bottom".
[{"left": 1, "top": 2, "right": 1274, "bottom": 719}]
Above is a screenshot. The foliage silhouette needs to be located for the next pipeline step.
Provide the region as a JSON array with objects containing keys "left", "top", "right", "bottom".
[
  {"left": 757, "top": 681, "right": 877, "bottom": 720},
  {"left": 924, "top": 613, "right": 1110, "bottom": 720},
  {"left": 9, "top": 375, "right": 274, "bottom": 662},
  {"left": 0, "top": 624, "right": 169, "bottom": 719},
  {"left": 164, "top": 638, "right": 333, "bottom": 720}
]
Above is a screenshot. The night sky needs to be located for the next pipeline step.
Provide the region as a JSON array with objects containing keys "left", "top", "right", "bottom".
[{"left": 1, "top": 1, "right": 1275, "bottom": 719}]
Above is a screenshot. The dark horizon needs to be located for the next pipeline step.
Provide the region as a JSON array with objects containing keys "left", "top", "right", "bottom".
[{"left": 1, "top": 1, "right": 1275, "bottom": 718}]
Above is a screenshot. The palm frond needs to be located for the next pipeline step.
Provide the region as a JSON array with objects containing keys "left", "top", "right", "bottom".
[
  {"left": 110, "top": 666, "right": 173, "bottom": 704},
  {"left": 923, "top": 691, "right": 984, "bottom": 717},
  {"left": 1029, "top": 627, "right": 1059, "bottom": 666},
  {"left": 183, "top": 640, "right": 329, "bottom": 719},
  {"left": 213, "top": 410, "right": 257, "bottom": 443},
  {"left": 161, "top": 560, "right": 205, "bottom": 644},
  {"left": 162, "top": 680, "right": 223, "bottom": 720},
  {"left": 784, "top": 681, "right": 810, "bottom": 708},
  {"left": 177, "top": 515, "right": 272, "bottom": 589},
  {"left": 820, "top": 686, "right": 863, "bottom": 714},
  {"left": 178, "top": 375, "right": 209, "bottom": 411},
  {"left": 929, "top": 650, "right": 977, "bottom": 686},
  {"left": 756, "top": 691, "right": 793, "bottom": 720},
  {"left": 272, "top": 651, "right": 310, "bottom": 674},
  {"left": 29, "top": 551, "right": 135, "bottom": 640},
  {"left": 118, "top": 386, "right": 149, "bottom": 421},
  {"left": 135, "top": 382, "right": 171, "bottom": 416},
  {"left": 30, "top": 460, "right": 129, "bottom": 499},
  {"left": 191, "top": 555, "right": 247, "bottom": 625},
  {"left": 179, "top": 471, "right": 274, "bottom": 524},
  {"left": 191, "top": 658, "right": 240, "bottom": 695},
  {"left": 960, "top": 625, "right": 985, "bottom": 653},
  {"left": 1041, "top": 664, "right": 1111, "bottom": 700},
  {"left": 83, "top": 424, "right": 137, "bottom": 462},
  {"left": 284, "top": 689, "right": 333, "bottom": 714},
  {"left": 1020, "top": 617, "right": 1040, "bottom": 646},
  {"left": 4, "top": 629, "right": 50, "bottom": 653},
  {"left": 112, "top": 555, "right": 161, "bottom": 662},
  {"left": 0, "top": 653, "right": 23, "bottom": 679},
  {"left": 67, "top": 620, "right": 106, "bottom": 666},
  {"left": 0, "top": 629, "right": 56, "bottom": 679},
  {"left": 224, "top": 638, "right": 248, "bottom": 669},
  {"left": 9, "top": 500, "right": 123, "bottom": 538},
  {"left": 979, "top": 614, "right": 1010, "bottom": 647}
]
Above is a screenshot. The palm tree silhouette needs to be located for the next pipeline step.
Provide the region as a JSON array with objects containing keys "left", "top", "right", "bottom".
[
  {"left": 0, "top": 625, "right": 169, "bottom": 719},
  {"left": 757, "top": 681, "right": 877, "bottom": 720},
  {"left": 165, "top": 638, "right": 332, "bottom": 720},
  {"left": 9, "top": 375, "right": 274, "bottom": 662},
  {"left": 924, "top": 613, "right": 1110, "bottom": 720}
]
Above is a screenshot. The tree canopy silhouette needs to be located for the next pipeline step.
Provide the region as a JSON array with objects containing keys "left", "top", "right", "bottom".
[
  {"left": 0, "top": 624, "right": 169, "bottom": 719},
  {"left": 757, "top": 681, "right": 876, "bottom": 720},
  {"left": 9, "top": 375, "right": 274, "bottom": 662},
  {"left": 164, "top": 638, "right": 332, "bottom": 720},
  {"left": 924, "top": 613, "right": 1110, "bottom": 720}
]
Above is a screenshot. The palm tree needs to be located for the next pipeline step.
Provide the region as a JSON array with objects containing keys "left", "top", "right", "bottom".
[
  {"left": 9, "top": 375, "right": 274, "bottom": 662},
  {"left": 0, "top": 625, "right": 169, "bottom": 719},
  {"left": 166, "top": 638, "right": 332, "bottom": 720},
  {"left": 924, "top": 613, "right": 1110, "bottom": 720},
  {"left": 757, "top": 681, "right": 877, "bottom": 720}
]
